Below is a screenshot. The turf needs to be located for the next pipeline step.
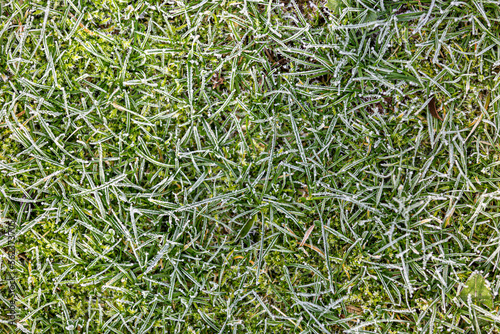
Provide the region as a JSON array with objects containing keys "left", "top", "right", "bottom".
[{"left": 1, "top": 0, "right": 500, "bottom": 333}]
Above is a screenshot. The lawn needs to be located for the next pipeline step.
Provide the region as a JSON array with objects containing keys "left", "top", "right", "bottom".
[{"left": 1, "top": 0, "right": 500, "bottom": 333}]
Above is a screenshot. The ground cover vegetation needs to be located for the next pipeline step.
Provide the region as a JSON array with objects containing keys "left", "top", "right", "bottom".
[{"left": 1, "top": 0, "right": 500, "bottom": 333}]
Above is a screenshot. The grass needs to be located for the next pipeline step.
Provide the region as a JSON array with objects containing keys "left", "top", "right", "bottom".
[{"left": 1, "top": 0, "right": 500, "bottom": 333}]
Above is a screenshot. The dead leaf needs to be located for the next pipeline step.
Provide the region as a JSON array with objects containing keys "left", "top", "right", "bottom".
[
  {"left": 285, "top": 226, "right": 299, "bottom": 239},
  {"left": 264, "top": 48, "right": 275, "bottom": 63},
  {"left": 485, "top": 90, "right": 491, "bottom": 111},
  {"left": 347, "top": 305, "right": 363, "bottom": 315},
  {"left": 299, "top": 225, "right": 314, "bottom": 247},
  {"left": 298, "top": 184, "right": 309, "bottom": 197},
  {"left": 428, "top": 96, "right": 443, "bottom": 121},
  {"left": 211, "top": 72, "right": 224, "bottom": 89},
  {"left": 302, "top": 243, "right": 324, "bottom": 257}
]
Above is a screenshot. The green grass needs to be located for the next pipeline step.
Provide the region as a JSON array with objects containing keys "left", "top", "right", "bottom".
[{"left": 1, "top": 0, "right": 500, "bottom": 333}]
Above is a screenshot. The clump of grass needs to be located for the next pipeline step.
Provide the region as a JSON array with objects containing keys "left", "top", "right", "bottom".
[{"left": 1, "top": 0, "right": 500, "bottom": 333}]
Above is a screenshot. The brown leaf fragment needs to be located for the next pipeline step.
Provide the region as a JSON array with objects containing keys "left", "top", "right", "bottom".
[
  {"left": 299, "top": 225, "right": 314, "bottom": 247},
  {"left": 485, "top": 90, "right": 491, "bottom": 111},
  {"left": 347, "top": 305, "right": 364, "bottom": 315},
  {"left": 211, "top": 72, "right": 224, "bottom": 89},
  {"left": 428, "top": 96, "right": 443, "bottom": 121},
  {"left": 264, "top": 48, "right": 275, "bottom": 63},
  {"left": 303, "top": 243, "right": 324, "bottom": 257}
]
